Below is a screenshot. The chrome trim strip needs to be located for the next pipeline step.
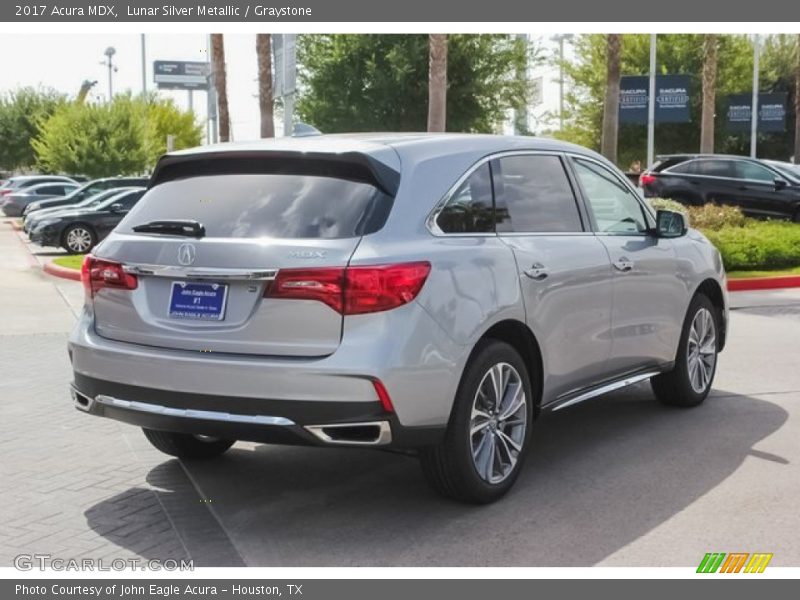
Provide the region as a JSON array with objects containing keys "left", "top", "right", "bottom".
[
  {"left": 122, "top": 264, "right": 278, "bottom": 281},
  {"left": 305, "top": 421, "right": 392, "bottom": 446},
  {"left": 94, "top": 394, "right": 295, "bottom": 426},
  {"left": 550, "top": 371, "right": 661, "bottom": 412}
]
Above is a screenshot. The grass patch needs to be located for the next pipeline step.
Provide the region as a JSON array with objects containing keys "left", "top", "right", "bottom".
[{"left": 52, "top": 255, "right": 85, "bottom": 270}]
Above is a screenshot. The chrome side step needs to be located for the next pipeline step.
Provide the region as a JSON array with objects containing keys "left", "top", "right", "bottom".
[{"left": 550, "top": 371, "right": 662, "bottom": 412}]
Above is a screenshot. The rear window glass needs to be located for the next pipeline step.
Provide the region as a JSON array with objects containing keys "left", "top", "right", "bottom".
[{"left": 119, "top": 173, "right": 392, "bottom": 239}]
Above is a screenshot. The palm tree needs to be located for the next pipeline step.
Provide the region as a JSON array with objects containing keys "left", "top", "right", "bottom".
[
  {"left": 256, "top": 34, "right": 275, "bottom": 138},
  {"left": 700, "top": 34, "right": 718, "bottom": 154},
  {"left": 210, "top": 33, "right": 231, "bottom": 142},
  {"left": 795, "top": 34, "right": 800, "bottom": 163},
  {"left": 601, "top": 34, "right": 621, "bottom": 164},
  {"left": 427, "top": 34, "right": 448, "bottom": 132}
]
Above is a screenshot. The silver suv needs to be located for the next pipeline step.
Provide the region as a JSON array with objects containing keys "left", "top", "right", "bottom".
[{"left": 69, "top": 134, "right": 728, "bottom": 503}]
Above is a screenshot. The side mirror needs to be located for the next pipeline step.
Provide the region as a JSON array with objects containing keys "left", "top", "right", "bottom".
[
  {"left": 655, "top": 209, "right": 688, "bottom": 238},
  {"left": 109, "top": 203, "right": 124, "bottom": 213},
  {"left": 774, "top": 178, "right": 788, "bottom": 190}
]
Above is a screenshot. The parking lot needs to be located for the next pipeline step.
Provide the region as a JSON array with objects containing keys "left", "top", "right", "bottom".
[{"left": 1, "top": 218, "right": 799, "bottom": 567}]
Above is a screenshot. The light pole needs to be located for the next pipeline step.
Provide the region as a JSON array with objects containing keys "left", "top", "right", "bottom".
[
  {"left": 552, "top": 34, "right": 574, "bottom": 131},
  {"left": 750, "top": 34, "right": 760, "bottom": 158},
  {"left": 647, "top": 34, "right": 657, "bottom": 168},
  {"left": 101, "top": 46, "right": 118, "bottom": 101},
  {"left": 140, "top": 35, "right": 147, "bottom": 95}
]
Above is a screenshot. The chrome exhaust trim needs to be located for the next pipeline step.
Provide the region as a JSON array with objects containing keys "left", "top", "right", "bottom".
[
  {"left": 305, "top": 421, "right": 392, "bottom": 446},
  {"left": 71, "top": 386, "right": 94, "bottom": 412}
]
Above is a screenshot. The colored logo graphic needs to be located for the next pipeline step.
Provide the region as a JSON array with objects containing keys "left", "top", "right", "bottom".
[{"left": 697, "top": 552, "right": 773, "bottom": 573}]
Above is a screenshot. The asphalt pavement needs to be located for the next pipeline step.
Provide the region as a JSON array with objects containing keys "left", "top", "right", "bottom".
[{"left": 1, "top": 219, "right": 798, "bottom": 567}]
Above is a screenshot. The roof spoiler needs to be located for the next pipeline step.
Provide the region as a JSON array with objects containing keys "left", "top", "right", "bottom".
[{"left": 149, "top": 150, "right": 401, "bottom": 196}]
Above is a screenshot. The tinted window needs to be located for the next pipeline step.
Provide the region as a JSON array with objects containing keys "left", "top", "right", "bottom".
[
  {"left": 694, "top": 160, "right": 736, "bottom": 178},
  {"left": 735, "top": 161, "right": 775, "bottom": 182},
  {"left": 114, "top": 191, "right": 145, "bottom": 210},
  {"left": 120, "top": 174, "right": 392, "bottom": 239},
  {"left": 492, "top": 155, "right": 583, "bottom": 233},
  {"left": 35, "top": 185, "right": 65, "bottom": 195},
  {"left": 436, "top": 163, "right": 494, "bottom": 234},
  {"left": 573, "top": 158, "right": 649, "bottom": 234},
  {"left": 666, "top": 160, "right": 698, "bottom": 175}
]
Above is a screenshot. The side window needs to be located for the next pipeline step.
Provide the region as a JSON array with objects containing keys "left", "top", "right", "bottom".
[
  {"left": 667, "top": 160, "right": 698, "bottom": 175},
  {"left": 435, "top": 163, "right": 494, "bottom": 234},
  {"left": 572, "top": 158, "right": 649, "bottom": 235},
  {"left": 695, "top": 160, "right": 736, "bottom": 178},
  {"left": 735, "top": 161, "right": 775, "bottom": 183},
  {"left": 492, "top": 155, "right": 583, "bottom": 233},
  {"left": 37, "top": 185, "right": 62, "bottom": 195},
  {"left": 117, "top": 192, "right": 144, "bottom": 210}
]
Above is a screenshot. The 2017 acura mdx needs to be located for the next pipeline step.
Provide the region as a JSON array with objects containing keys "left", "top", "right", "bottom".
[{"left": 69, "top": 134, "right": 728, "bottom": 503}]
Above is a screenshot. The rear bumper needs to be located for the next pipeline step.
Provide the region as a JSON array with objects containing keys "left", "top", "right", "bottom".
[
  {"left": 69, "top": 300, "right": 470, "bottom": 443},
  {"left": 70, "top": 375, "right": 443, "bottom": 449}
]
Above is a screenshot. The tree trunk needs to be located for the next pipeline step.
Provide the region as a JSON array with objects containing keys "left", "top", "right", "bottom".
[
  {"left": 700, "top": 34, "right": 718, "bottom": 154},
  {"left": 210, "top": 33, "right": 231, "bottom": 142},
  {"left": 795, "top": 34, "right": 800, "bottom": 163},
  {"left": 256, "top": 34, "right": 275, "bottom": 138},
  {"left": 427, "top": 34, "right": 448, "bottom": 132},
  {"left": 601, "top": 34, "right": 621, "bottom": 164}
]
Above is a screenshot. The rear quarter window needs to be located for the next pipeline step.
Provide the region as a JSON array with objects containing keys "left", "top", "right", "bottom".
[{"left": 119, "top": 173, "right": 393, "bottom": 240}]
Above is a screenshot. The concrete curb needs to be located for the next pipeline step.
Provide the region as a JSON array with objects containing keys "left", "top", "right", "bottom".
[
  {"left": 43, "top": 260, "right": 81, "bottom": 282},
  {"left": 728, "top": 275, "right": 800, "bottom": 292}
]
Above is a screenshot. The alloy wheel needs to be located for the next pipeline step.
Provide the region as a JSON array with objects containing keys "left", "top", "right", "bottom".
[
  {"left": 469, "top": 362, "right": 527, "bottom": 484},
  {"left": 66, "top": 227, "right": 92, "bottom": 253},
  {"left": 687, "top": 307, "right": 716, "bottom": 393}
]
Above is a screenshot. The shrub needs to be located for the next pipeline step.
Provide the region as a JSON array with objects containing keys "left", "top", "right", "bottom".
[
  {"left": 684, "top": 203, "right": 749, "bottom": 231},
  {"left": 648, "top": 198, "right": 749, "bottom": 230},
  {"left": 648, "top": 198, "right": 687, "bottom": 215},
  {"left": 704, "top": 221, "right": 800, "bottom": 271}
]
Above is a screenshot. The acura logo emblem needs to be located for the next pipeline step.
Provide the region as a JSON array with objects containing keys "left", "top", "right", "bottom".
[{"left": 177, "top": 243, "right": 196, "bottom": 266}]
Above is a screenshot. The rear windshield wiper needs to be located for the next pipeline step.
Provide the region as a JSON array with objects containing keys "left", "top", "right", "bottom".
[{"left": 131, "top": 220, "right": 206, "bottom": 238}]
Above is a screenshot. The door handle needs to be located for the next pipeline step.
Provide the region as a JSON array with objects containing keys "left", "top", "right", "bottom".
[
  {"left": 613, "top": 257, "right": 634, "bottom": 272},
  {"left": 524, "top": 263, "right": 549, "bottom": 280}
]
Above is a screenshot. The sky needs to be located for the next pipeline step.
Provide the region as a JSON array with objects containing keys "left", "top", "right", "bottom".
[{"left": 0, "top": 33, "right": 570, "bottom": 142}]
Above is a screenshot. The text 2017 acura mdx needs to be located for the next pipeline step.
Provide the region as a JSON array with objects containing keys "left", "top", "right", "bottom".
[{"left": 69, "top": 134, "right": 728, "bottom": 503}]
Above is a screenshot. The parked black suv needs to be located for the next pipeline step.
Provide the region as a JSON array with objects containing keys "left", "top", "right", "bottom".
[{"left": 641, "top": 154, "right": 800, "bottom": 221}]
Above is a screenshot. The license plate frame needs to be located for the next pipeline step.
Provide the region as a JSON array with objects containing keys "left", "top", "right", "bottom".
[{"left": 168, "top": 281, "right": 229, "bottom": 321}]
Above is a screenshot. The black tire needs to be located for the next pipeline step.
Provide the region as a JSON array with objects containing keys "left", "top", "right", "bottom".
[
  {"left": 651, "top": 293, "right": 719, "bottom": 407},
  {"left": 142, "top": 428, "right": 235, "bottom": 459},
  {"left": 420, "top": 340, "right": 536, "bottom": 504},
  {"left": 61, "top": 223, "right": 97, "bottom": 255}
]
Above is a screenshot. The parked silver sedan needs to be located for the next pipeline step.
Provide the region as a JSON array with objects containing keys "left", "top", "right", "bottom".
[{"left": 69, "top": 134, "right": 728, "bottom": 503}]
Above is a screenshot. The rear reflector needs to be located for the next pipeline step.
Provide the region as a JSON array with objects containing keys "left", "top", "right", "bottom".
[
  {"left": 81, "top": 255, "right": 138, "bottom": 298},
  {"left": 372, "top": 379, "right": 395, "bottom": 413},
  {"left": 267, "top": 262, "right": 431, "bottom": 315}
]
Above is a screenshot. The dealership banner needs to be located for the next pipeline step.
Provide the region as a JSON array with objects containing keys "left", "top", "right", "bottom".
[
  {"left": 726, "top": 93, "right": 788, "bottom": 133},
  {"left": 619, "top": 75, "right": 692, "bottom": 124}
]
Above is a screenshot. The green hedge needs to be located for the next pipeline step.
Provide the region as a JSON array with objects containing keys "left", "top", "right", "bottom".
[
  {"left": 704, "top": 221, "right": 800, "bottom": 271},
  {"left": 648, "top": 199, "right": 800, "bottom": 271}
]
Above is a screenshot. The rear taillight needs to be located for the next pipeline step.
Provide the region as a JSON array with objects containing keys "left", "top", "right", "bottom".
[
  {"left": 81, "top": 255, "right": 138, "bottom": 299},
  {"left": 0, "top": 189, "right": 11, "bottom": 196},
  {"left": 266, "top": 262, "right": 431, "bottom": 316},
  {"left": 639, "top": 172, "right": 656, "bottom": 187}
]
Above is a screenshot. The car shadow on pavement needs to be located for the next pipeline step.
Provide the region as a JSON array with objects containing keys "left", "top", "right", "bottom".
[{"left": 85, "top": 385, "right": 788, "bottom": 567}]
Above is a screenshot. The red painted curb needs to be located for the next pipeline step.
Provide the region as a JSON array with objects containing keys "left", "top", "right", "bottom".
[
  {"left": 43, "top": 260, "right": 81, "bottom": 282},
  {"left": 728, "top": 275, "right": 800, "bottom": 292}
]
